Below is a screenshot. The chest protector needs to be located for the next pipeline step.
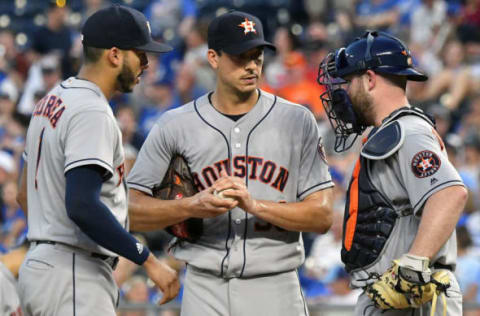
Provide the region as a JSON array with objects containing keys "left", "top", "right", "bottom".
[{"left": 341, "top": 107, "right": 436, "bottom": 272}]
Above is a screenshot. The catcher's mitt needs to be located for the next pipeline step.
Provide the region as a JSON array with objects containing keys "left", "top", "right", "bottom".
[
  {"left": 366, "top": 254, "right": 450, "bottom": 316},
  {"left": 152, "top": 155, "right": 203, "bottom": 243}
]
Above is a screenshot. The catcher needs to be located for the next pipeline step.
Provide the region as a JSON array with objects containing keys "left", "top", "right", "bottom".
[{"left": 317, "top": 31, "right": 467, "bottom": 315}]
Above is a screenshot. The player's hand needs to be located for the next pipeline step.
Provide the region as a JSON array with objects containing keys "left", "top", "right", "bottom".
[
  {"left": 143, "top": 254, "right": 180, "bottom": 304},
  {"left": 187, "top": 186, "right": 238, "bottom": 218},
  {"left": 213, "top": 171, "right": 257, "bottom": 214}
]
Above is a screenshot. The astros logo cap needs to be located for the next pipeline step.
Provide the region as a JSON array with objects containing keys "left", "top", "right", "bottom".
[
  {"left": 81, "top": 4, "right": 172, "bottom": 53},
  {"left": 208, "top": 11, "right": 276, "bottom": 55}
]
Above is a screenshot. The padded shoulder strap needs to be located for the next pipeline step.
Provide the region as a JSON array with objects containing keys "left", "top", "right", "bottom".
[
  {"left": 361, "top": 121, "right": 405, "bottom": 160},
  {"left": 360, "top": 106, "right": 435, "bottom": 160}
]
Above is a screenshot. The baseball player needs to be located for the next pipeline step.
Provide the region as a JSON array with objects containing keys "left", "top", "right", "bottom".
[
  {"left": 16, "top": 5, "right": 180, "bottom": 315},
  {"left": 127, "top": 10, "right": 335, "bottom": 316},
  {"left": 317, "top": 31, "right": 467, "bottom": 315}
]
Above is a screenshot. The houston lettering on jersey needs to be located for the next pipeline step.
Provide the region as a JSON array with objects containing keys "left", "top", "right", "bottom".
[
  {"left": 193, "top": 156, "right": 289, "bottom": 192},
  {"left": 32, "top": 95, "right": 66, "bottom": 128}
]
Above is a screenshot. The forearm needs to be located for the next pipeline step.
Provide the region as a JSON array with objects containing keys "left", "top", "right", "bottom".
[
  {"left": 249, "top": 189, "right": 333, "bottom": 233},
  {"left": 66, "top": 167, "right": 150, "bottom": 265},
  {"left": 128, "top": 189, "right": 192, "bottom": 232},
  {"left": 409, "top": 185, "right": 467, "bottom": 259}
]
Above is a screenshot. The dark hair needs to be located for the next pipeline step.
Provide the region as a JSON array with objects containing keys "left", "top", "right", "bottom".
[{"left": 82, "top": 45, "right": 104, "bottom": 63}]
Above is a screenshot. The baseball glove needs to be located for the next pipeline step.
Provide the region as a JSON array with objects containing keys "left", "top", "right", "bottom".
[
  {"left": 152, "top": 155, "right": 203, "bottom": 243},
  {"left": 366, "top": 254, "right": 450, "bottom": 316}
]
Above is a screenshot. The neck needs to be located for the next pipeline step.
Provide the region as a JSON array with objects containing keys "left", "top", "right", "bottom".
[
  {"left": 77, "top": 64, "right": 116, "bottom": 99},
  {"left": 372, "top": 89, "right": 409, "bottom": 127},
  {"left": 212, "top": 84, "right": 258, "bottom": 115}
]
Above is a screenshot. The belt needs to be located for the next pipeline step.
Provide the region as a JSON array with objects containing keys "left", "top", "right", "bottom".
[
  {"left": 32, "top": 240, "right": 119, "bottom": 270},
  {"left": 433, "top": 262, "right": 453, "bottom": 271}
]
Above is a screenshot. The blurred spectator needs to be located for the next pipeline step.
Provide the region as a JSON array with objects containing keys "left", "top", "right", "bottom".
[
  {"left": 0, "top": 81, "right": 19, "bottom": 126},
  {"left": 304, "top": 0, "right": 356, "bottom": 22},
  {"left": 82, "top": 0, "right": 109, "bottom": 20},
  {"left": 0, "top": 29, "right": 29, "bottom": 85},
  {"left": 172, "top": 62, "right": 206, "bottom": 106},
  {"left": 322, "top": 266, "right": 362, "bottom": 305},
  {"left": 263, "top": 25, "right": 300, "bottom": 90},
  {"left": 115, "top": 105, "right": 143, "bottom": 170},
  {"left": 305, "top": 210, "right": 344, "bottom": 281},
  {"left": 183, "top": 19, "right": 215, "bottom": 92},
  {"left": 0, "top": 151, "right": 15, "bottom": 187},
  {"left": 30, "top": 1, "right": 75, "bottom": 78},
  {"left": 457, "top": 132, "right": 480, "bottom": 193},
  {"left": 455, "top": 0, "right": 480, "bottom": 55},
  {"left": 456, "top": 226, "right": 480, "bottom": 315},
  {"left": 439, "top": 64, "right": 480, "bottom": 111},
  {"left": 355, "top": 0, "right": 401, "bottom": 32},
  {"left": 17, "top": 54, "right": 62, "bottom": 115},
  {"left": 0, "top": 244, "right": 27, "bottom": 314},
  {"left": 120, "top": 275, "right": 151, "bottom": 316},
  {"left": 0, "top": 180, "right": 26, "bottom": 249},
  {"left": 410, "top": 0, "right": 448, "bottom": 50},
  {"left": 264, "top": 51, "right": 326, "bottom": 120},
  {"left": 0, "top": 116, "right": 25, "bottom": 168},
  {"left": 302, "top": 209, "right": 361, "bottom": 305},
  {"left": 143, "top": 0, "right": 197, "bottom": 48},
  {"left": 412, "top": 38, "right": 465, "bottom": 103},
  {"left": 264, "top": 26, "right": 300, "bottom": 89},
  {"left": 137, "top": 76, "right": 176, "bottom": 138}
]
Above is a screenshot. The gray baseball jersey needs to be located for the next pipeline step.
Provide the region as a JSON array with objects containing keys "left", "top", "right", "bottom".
[
  {"left": 23, "top": 77, "right": 128, "bottom": 257},
  {"left": 347, "top": 110, "right": 463, "bottom": 288},
  {"left": 0, "top": 262, "right": 22, "bottom": 316},
  {"left": 128, "top": 90, "right": 333, "bottom": 278}
]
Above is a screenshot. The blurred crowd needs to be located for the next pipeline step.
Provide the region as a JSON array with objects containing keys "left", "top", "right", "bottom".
[{"left": 1, "top": 0, "right": 480, "bottom": 314}]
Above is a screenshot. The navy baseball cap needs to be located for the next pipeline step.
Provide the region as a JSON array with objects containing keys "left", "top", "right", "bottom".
[
  {"left": 208, "top": 11, "right": 275, "bottom": 55},
  {"left": 82, "top": 5, "right": 172, "bottom": 53}
]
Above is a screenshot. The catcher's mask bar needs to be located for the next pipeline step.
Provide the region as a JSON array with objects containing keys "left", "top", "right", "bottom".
[{"left": 317, "top": 52, "right": 366, "bottom": 152}]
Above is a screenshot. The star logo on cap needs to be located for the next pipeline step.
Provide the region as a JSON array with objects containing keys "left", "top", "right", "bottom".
[{"left": 238, "top": 18, "right": 256, "bottom": 35}]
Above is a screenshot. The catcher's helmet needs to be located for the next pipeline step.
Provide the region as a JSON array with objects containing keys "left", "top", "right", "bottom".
[
  {"left": 317, "top": 31, "right": 428, "bottom": 152},
  {"left": 333, "top": 31, "right": 428, "bottom": 81}
]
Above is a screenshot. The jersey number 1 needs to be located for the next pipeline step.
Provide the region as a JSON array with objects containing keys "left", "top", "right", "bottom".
[{"left": 35, "top": 127, "right": 46, "bottom": 190}]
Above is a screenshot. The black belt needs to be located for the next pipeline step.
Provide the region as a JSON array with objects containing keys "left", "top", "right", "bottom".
[
  {"left": 32, "top": 240, "right": 119, "bottom": 270},
  {"left": 433, "top": 262, "right": 453, "bottom": 271}
]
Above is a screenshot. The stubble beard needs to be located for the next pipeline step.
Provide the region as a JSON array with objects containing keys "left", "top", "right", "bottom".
[
  {"left": 351, "top": 83, "right": 375, "bottom": 127},
  {"left": 115, "top": 60, "right": 137, "bottom": 93}
]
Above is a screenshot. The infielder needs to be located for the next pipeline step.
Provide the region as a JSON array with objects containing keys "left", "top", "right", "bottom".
[
  {"left": 16, "top": 5, "right": 179, "bottom": 315},
  {"left": 127, "top": 11, "right": 334, "bottom": 316},
  {"left": 318, "top": 31, "right": 467, "bottom": 315}
]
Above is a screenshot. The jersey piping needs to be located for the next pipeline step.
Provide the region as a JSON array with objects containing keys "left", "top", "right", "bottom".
[
  {"left": 59, "top": 83, "right": 101, "bottom": 97},
  {"left": 64, "top": 158, "right": 113, "bottom": 174},
  {"left": 297, "top": 180, "right": 334, "bottom": 199},
  {"left": 194, "top": 98, "right": 233, "bottom": 277},
  {"left": 413, "top": 179, "right": 464, "bottom": 211}
]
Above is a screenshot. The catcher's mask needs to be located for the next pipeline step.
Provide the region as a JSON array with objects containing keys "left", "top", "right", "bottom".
[{"left": 317, "top": 31, "right": 428, "bottom": 152}]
